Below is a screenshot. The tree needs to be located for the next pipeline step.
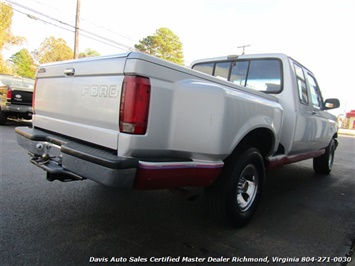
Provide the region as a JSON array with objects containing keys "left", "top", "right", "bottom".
[
  {"left": 0, "top": 57, "right": 12, "bottom": 74},
  {"left": 0, "top": 2, "right": 25, "bottom": 74},
  {"left": 0, "top": 3, "right": 25, "bottom": 51},
  {"left": 33, "top": 36, "right": 73, "bottom": 64},
  {"left": 79, "top": 48, "right": 100, "bottom": 58},
  {"left": 135, "top": 35, "right": 156, "bottom": 55},
  {"left": 135, "top": 27, "right": 184, "bottom": 65},
  {"left": 10, "top": 49, "right": 36, "bottom": 78}
]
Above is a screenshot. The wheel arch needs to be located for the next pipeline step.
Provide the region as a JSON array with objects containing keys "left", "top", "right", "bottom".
[{"left": 226, "top": 127, "right": 276, "bottom": 163}]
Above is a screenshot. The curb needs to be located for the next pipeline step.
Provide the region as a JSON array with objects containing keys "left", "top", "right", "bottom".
[{"left": 338, "top": 129, "right": 355, "bottom": 136}]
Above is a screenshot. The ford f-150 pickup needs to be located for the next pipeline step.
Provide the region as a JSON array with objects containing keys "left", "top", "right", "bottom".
[{"left": 16, "top": 52, "right": 340, "bottom": 227}]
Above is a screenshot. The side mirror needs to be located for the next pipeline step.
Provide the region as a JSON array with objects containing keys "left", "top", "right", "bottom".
[{"left": 323, "top": 98, "right": 340, "bottom": 110}]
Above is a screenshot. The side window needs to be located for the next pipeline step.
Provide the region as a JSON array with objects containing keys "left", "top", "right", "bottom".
[
  {"left": 214, "top": 62, "right": 230, "bottom": 81},
  {"left": 245, "top": 60, "right": 281, "bottom": 92},
  {"left": 307, "top": 73, "right": 322, "bottom": 108},
  {"left": 230, "top": 61, "right": 249, "bottom": 86},
  {"left": 294, "top": 64, "right": 308, "bottom": 105},
  {"left": 192, "top": 63, "right": 215, "bottom": 75}
]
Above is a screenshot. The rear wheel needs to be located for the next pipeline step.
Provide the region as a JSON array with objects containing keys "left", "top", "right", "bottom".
[
  {"left": 207, "top": 147, "right": 265, "bottom": 227},
  {"left": 313, "top": 139, "right": 336, "bottom": 175}
]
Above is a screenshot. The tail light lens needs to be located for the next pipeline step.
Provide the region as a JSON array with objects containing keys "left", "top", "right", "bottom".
[
  {"left": 120, "top": 76, "right": 151, "bottom": 134},
  {"left": 6, "top": 87, "right": 12, "bottom": 101}
]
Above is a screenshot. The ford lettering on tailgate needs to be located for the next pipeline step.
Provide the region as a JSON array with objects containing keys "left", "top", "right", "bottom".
[{"left": 82, "top": 85, "right": 118, "bottom": 98}]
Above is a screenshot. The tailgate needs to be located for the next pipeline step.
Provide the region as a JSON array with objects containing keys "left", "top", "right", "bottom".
[
  {"left": 11, "top": 90, "right": 32, "bottom": 105},
  {"left": 34, "top": 53, "right": 130, "bottom": 149}
]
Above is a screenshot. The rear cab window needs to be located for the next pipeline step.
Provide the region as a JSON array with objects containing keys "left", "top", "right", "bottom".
[
  {"left": 214, "top": 62, "right": 230, "bottom": 81},
  {"left": 192, "top": 63, "right": 214, "bottom": 76},
  {"left": 192, "top": 58, "right": 282, "bottom": 94}
]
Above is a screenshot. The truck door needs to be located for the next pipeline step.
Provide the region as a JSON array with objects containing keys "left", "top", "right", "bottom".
[
  {"left": 306, "top": 72, "right": 332, "bottom": 149},
  {"left": 292, "top": 63, "right": 317, "bottom": 152}
]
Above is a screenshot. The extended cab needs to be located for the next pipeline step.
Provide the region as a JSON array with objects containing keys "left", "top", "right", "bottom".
[
  {"left": 16, "top": 52, "right": 339, "bottom": 227},
  {"left": 0, "top": 74, "right": 34, "bottom": 125}
]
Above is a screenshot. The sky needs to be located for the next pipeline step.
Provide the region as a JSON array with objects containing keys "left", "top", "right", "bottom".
[{"left": 2, "top": 0, "right": 355, "bottom": 115}]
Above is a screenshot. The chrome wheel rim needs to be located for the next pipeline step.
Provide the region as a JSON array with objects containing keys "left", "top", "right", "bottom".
[{"left": 236, "top": 164, "right": 259, "bottom": 212}]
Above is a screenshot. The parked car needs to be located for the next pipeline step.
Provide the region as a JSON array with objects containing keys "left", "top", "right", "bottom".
[{"left": 0, "top": 74, "right": 34, "bottom": 125}]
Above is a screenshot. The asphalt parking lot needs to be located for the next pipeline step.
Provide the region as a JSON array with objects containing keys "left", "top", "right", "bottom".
[{"left": 1, "top": 120, "right": 354, "bottom": 266}]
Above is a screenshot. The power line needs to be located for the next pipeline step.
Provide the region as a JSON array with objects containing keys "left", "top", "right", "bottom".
[
  {"left": 29, "top": 0, "right": 77, "bottom": 25},
  {"left": 9, "top": 6, "right": 75, "bottom": 34},
  {"left": 8, "top": 5, "right": 131, "bottom": 52},
  {"left": 5, "top": 0, "right": 135, "bottom": 52},
  {"left": 25, "top": 0, "right": 137, "bottom": 48},
  {"left": 5, "top": 0, "right": 74, "bottom": 31},
  {"left": 29, "top": 0, "right": 138, "bottom": 43}
]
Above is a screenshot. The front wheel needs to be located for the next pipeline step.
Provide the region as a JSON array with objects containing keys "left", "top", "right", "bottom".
[
  {"left": 313, "top": 139, "right": 336, "bottom": 175},
  {"left": 206, "top": 147, "right": 265, "bottom": 227}
]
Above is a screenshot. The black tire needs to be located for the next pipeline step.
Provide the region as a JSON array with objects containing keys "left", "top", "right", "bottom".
[
  {"left": 206, "top": 147, "right": 265, "bottom": 227},
  {"left": 0, "top": 111, "right": 7, "bottom": 125},
  {"left": 313, "top": 139, "right": 336, "bottom": 175}
]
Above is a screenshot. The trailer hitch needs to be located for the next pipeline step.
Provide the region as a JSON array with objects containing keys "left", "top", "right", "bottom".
[{"left": 30, "top": 154, "right": 86, "bottom": 183}]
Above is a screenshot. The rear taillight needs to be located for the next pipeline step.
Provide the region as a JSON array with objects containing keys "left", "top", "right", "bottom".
[
  {"left": 6, "top": 88, "right": 12, "bottom": 101},
  {"left": 119, "top": 76, "right": 151, "bottom": 134}
]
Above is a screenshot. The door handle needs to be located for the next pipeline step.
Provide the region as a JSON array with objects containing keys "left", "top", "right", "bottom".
[
  {"left": 64, "top": 68, "right": 75, "bottom": 76},
  {"left": 312, "top": 111, "right": 317, "bottom": 115}
]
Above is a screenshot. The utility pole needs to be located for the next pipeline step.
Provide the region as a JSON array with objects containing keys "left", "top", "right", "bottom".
[
  {"left": 237, "top": 44, "right": 250, "bottom": 55},
  {"left": 73, "top": 0, "right": 81, "bottom": 59}
]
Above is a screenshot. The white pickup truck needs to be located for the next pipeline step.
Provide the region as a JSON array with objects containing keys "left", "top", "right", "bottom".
[{"left": 16, "top": 52, "right": 340, "bottom": 227}]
